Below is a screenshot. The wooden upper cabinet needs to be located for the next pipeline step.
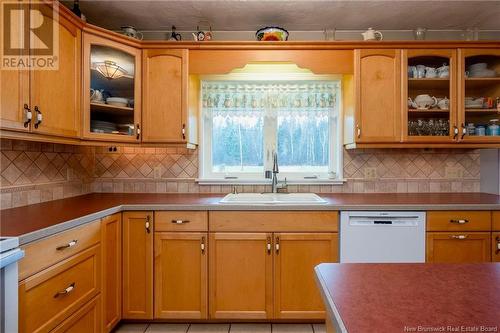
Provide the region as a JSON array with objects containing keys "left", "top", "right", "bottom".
[
  {"left": 30, "top": 10, "right": 81, "bottom": 138},
  {"left": 209, "top": 232, "right": 273, "bottom": 320},
  {"left": 0, "top": 62, "right": 30, "bottom": 132},
  {"left": 458, "top": 48, "right": 500, "bottom": 144},
  {"left": 142, "top": 49, "right": 189, "bottom": 143},
  {"left": 274, "top": 233, "right": 339, "bottom": 320},
  {"left": 154, "top": 232, "right": 207, "bottom": 319},
  {"left": 426, "top": 232, "right": 491, "bottom": 263},
  {"left": 82, "top": 33, "right": 142, "bottom": 142},
  {"left": 122, "top": 211, "right": 153, "bottom": 319},
  {"left": 101, "top": 214, "right": 122, "bottom": 332},
  {"left": 403, "top": 49, "right": 457, "bottom": 143},
  {"left": 1, "top": 3, "right": 80, "bottom": 137},
  {"left": 354, "top": 49, "right": 402, "bottom": 143}
]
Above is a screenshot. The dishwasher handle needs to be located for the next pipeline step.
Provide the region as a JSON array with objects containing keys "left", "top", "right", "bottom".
[{"left": 350, "top": 219, "right": 419, "bottom": 227}]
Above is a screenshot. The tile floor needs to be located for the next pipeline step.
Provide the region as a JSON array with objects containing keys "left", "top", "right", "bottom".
[{"left": 113, "top": 323, "right": 326, "bottom": 333}]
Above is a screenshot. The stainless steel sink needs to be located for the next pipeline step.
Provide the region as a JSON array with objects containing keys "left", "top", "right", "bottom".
[{"left": 219, "top": 193, "right": 327, "bottom": 205}]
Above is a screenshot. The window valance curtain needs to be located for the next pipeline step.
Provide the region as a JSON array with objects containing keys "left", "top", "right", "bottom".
[{"left": 202, "top": 81, "right": 339, "bottom": 121}]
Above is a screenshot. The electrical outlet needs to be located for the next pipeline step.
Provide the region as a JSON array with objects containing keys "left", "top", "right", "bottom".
[
  {"left": 154, "top": 166, "right": 162, "bottom": 179},
  {"left": 364, "top": 167, "right": 377, "bottom": 179},
  {"left": 66, "top": 168, "right": 73, "bottom": 180},
  {"left": 445, "top": 167, "right": 463, "bottom": 179}
]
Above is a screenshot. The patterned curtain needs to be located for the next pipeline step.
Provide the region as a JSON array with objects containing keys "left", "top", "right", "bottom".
[{"left": 202, "top": 81, "right": 339, "bottom": 125}]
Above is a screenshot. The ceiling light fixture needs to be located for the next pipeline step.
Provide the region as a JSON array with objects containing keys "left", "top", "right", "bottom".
[{"left": 94, "top": 60, "right": 127, "bottom": 79}]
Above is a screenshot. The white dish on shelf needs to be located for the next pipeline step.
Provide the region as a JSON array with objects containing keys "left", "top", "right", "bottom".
[
  {"left": 468, "top": 63, "right": 487, "bottom": 71},
  {"left": 106, "top": 97, "right": 129, "bottom": 107},
  {"left": 467, "top": 69, "right": 496, "bottom": 78}
]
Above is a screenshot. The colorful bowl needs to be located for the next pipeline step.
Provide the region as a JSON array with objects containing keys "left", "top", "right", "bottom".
[{"left": 256, "top": 27, "right": 289, "bottom": 41}]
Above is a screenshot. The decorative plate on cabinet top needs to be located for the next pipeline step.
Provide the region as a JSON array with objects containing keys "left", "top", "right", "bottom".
[{"left": 256, "top": 27, "right": 289, "bottom": 41}]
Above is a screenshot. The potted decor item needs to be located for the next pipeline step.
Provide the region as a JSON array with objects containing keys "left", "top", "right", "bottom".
[{"left": 256, "top": 27, "right": 289, "bottom": 41}]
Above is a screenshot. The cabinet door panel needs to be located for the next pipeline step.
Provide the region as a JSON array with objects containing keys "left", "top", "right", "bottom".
[
  {"left": 274, "top": 233, "right": 339, "bottom": 319},
  {"left": 209, "top": 233, "right": 273, "bottom": 319},
  {"left": 122, "top": 211, "right": 153, "bottom": 319},
  {"left": 30, "top": 12, "right": 80, "bottom": 138},
  {"left": 355, "top": 49, "right": 401, "bottom": 143},
  {"left": 0, "top": 1, "right": 30, "bottom": 132},
  {"left": 426, "top": 232, "right": 491, "bottom": 263},
  {"left": 143, "top": 49, "right": 188, "bottom": 142},
  {"left": 493, "top": 233, "right": 500, "bottom": 263},
  {"left": 101, "top": 214, "right": 121, "bottom": 332},
  {"left": 155, "top": 232, "right": 207, "bottom": 319}
]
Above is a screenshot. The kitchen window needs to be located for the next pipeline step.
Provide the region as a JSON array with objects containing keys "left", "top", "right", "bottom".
[{"left": 199, "top": 73, "right": 342, "bottom": 184}]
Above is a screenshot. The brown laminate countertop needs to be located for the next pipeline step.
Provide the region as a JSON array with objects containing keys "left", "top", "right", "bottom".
[
  {"left": 315, "top": 263, "right": 500, "bottom": 333},
  {"left": 1, "top": 192, "right": 499, "bottom": 244}
]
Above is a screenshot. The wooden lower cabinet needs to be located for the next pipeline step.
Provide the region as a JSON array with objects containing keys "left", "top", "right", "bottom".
[
  {"left": 101, "top": 214, "right": 122, "bottom": 332},
  {"left": 209, "top": 233, "right": 273, "bottom": 319},
  {"left": 274, "top": 233, "right": 339, "bottom": 319},
  {"left": 18, "top": 245, "right": 101, "bottom": 333},
  {"left": 122, "top": 211, "right": 154, "bottom": 319},
  {"left": 426, "top": 232, "right": 491, "bottom": 263},
  {"left": 154, "top": 232, "right": 208, "bottom": 319},
  {"left": 493, "top": 232, "right": 500, "bottom": 262},
  {"left": 51, "top": 295, "right": 101, "bottom": 333}
]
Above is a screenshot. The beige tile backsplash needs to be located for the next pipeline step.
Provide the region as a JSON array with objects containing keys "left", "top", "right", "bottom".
[{"left": 0, "top": 139, "right": 480, "bottom": 209}]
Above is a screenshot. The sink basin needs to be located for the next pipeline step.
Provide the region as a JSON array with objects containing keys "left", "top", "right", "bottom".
[{"left": 219, "top": 193, "right": 327, "bottom": 205}]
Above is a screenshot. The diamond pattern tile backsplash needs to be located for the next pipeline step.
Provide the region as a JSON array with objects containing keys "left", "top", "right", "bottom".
[{"left": 0, "top": 139, "right": 481, "bottom": 209}]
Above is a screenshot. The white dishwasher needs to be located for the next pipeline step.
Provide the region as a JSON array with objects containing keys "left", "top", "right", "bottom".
[{"left": 340, "top": 211, "right": 426, "bottom": 263}]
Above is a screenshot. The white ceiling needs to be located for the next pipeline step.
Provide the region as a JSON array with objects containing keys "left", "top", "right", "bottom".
[{"left": 64, "top": 1, "right": 500, "bottom": 32}]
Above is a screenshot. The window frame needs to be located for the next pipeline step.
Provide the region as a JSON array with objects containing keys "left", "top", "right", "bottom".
[{"left": 198, "top": 72, "right": 344, "bottom": 185}]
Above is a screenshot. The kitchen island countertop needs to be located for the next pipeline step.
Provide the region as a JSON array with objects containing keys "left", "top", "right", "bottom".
[
  {"left": 315, "top": 263, "right": 500, "bottom": 333},
  {"left": 1, "top": 192, "right": 499, "bottom": 244}
]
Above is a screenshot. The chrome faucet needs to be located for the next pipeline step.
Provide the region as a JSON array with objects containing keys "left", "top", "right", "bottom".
[{"left": 266, "top": 151, "right": 287, "bottom": 193}]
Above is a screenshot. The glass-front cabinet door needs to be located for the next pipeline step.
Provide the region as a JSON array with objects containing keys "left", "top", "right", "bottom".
[
  {"left": 459, "top": 49, "right": 500, "bottom": 143},
  {"left": 402, "top": 49, "right": 457, "bottom": 143},
  {"left": 83, "top": 33, "right": 141, "bottom": 142}
]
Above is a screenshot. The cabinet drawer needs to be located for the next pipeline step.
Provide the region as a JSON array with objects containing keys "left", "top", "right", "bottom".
[
  {"left": 493, "top": 212, "right": 500, "bottom": 231},
  {"left": 493, "top": 232, "right": 500, "bottom": 263},
  {"left": 209, "top": 211, "right": 338, "bottom": 232},
  {"left": 155, "top": 211, "right": 208, "bottom": 232},
  {"left": 50, "top": 295, "right": 101, "bottom": 333},
  {"left": 427, "top": 211, "right": 491, "bottom": 231},
  {"left": 19, "top": 220, "right": 100, "bottom": 280},
  {"left": 426, "top": 232, "right": 491, "bottom": 263},
  {"left": 19, "top": 245, "right": 101, "bottom": 333}
]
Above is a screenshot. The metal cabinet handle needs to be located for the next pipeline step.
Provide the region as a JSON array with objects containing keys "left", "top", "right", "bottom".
[
  {"left": 34, "top": 106, "right": 42, "bottom": 129},
  {"left": 56, "top": 240, "right": 78, "bottom": 251},
  {"left": 54, "top": 283, "right": 75, "bottom": 298},
  {"left": 356, "top": 125, "right": 361, "bottom": 138},
  {"left": 136, "top": 124, "right": 141, "bottom": 140},
  {"left": 275, "top": 236, "right": 280, "bottom": 254},
  {"left": 496, "top": 236, "right": 500, "bottom": 254},
  {"left": 23, "top": 104, "right": 32, "bottom": 128},
  {"left": 453, "top": 126, "right": 459, "bottom": 139},
  {"left": 266, "top": 236, "right": 272, "bottom": 255},
  {"left": 460, "top": 124, "right": 467, "bottom": 139},
  {"left": 171, "top": 219, "right": 190, "bottom": 224},
  {"left": 201, "top": 236, "right": 206, "bottom": 254},
  {"left": 182, "top": 123, "right": 186, "bottom": 140},
  {"left": 145, "top": 215, "right": 151, "bottom": 233},
  {"left": 450, "top": 219, "right": 469, "bottom": 224},
  {"left": 450, "top": 234, "right": 468, "bottom": 240}
]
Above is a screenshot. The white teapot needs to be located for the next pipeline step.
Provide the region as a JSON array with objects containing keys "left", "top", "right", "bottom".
[
  {"left": 437, "top": 97, "right": 450, "bottom": 110},
  {"left": 408, "top": 94, "right": 438, "bottom": 110},
  {"left": 362, "top": 28, "right": 383, "bottom": 41}
]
